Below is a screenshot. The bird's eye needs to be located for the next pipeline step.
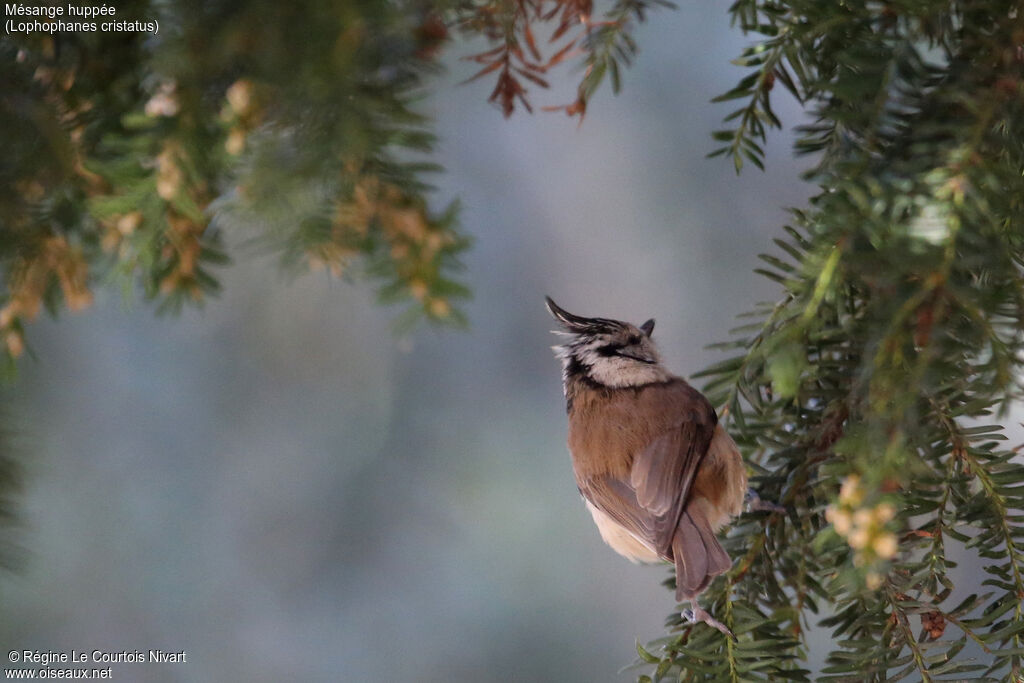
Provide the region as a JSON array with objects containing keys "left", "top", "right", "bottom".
[{"left": 628, "top": 335, "right": 641, "bottom": 345}]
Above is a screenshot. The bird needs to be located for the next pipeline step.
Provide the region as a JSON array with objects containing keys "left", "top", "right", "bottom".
[{"left": 546, "top": 296, "right": 752, "bottom": 635}]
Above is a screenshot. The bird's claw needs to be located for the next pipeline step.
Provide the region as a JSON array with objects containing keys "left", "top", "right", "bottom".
[
  {"left": 746, "top": 487, "right": 785, "bottom": 514},
  {"left": 682, "top": 605, "right": 734, "bottom": 638}
]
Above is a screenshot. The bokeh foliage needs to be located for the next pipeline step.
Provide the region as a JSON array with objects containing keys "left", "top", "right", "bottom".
[
  {"left": 635, "top": 0, "right": 1024, "bottom": 680},
  {"left": 0, "top": 0, "right": 669, "bottom": 592},
  {"left": 0, "top": 0, "right": 669, "bottom": 360},
  {"left": 1, "top": 0, "right": 472, "bottom": 361},
  {"left": 455, "top": 0, "right": 673, "bottom": 118}
]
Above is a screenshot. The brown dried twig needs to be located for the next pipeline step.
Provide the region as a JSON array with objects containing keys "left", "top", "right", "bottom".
[{"left": 457, "top": 0, "right": 671, "bottom": 119}]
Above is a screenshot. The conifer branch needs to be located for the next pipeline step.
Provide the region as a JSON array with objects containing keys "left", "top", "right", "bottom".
[
  {"left": 0, "top": 1, "right": 472, "bottom": 362},
  {"left": 637, "top": 1, "right": 1024, "bottom": 678}
]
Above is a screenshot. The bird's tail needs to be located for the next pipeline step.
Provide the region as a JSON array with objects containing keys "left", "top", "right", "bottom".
[{"left": 672, "top": 502, "right": 732, "bottom": 602}]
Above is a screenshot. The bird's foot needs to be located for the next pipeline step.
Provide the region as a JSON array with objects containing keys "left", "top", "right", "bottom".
[
  {"left": 681, "top": 604, "right": 733, "bottom": 638},
  {"left": 746, "top": 487, "right": 785, "bottom": 514}
]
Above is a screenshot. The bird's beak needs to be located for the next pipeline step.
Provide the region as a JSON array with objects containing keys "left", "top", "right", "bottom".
[
  {"left": 545, "top": 296, "right": 598, "bottom": 332},
  {"left": 640, "top": 318, "right": 655, "bottom": 337}
]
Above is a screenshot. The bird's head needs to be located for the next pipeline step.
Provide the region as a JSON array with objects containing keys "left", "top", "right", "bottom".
[{"left": 546, "top": 296, "right": 669, "bottom": 389}]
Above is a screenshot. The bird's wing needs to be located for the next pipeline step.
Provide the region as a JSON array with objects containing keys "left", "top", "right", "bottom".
[{"left": 578, "top": 404, "right": 716, "bottom": 559}]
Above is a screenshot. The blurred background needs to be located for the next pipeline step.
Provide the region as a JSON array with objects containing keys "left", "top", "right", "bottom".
[{"left": 2, "top": 3, "right": 844, "bottom": 680}]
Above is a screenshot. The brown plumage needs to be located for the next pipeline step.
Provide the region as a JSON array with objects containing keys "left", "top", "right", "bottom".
[
  {"left": 569, "top": 380, "right": 746, "bottom": 601},
  {"left": 546, "top": 296, "right": 747, "bottom": 619}
]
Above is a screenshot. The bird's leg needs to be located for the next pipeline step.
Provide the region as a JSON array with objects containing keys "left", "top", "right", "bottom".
[
  {"left": 745, "top": 487, "right": 785, "bottom": 513},
  {"left": 682, "top": 602, "right": 733, "bottom": 637}
]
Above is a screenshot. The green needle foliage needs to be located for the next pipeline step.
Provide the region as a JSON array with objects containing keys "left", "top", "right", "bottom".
[
  {"left": 1, "top": 0, "right": 481, "bottom": 573},
  {"left": 636, "top": 1, "right": 1024, "bottom": 681},
  {"left": 0, "top": 0, "right": 673, "bottom": 362},
  {"left": 1, "top": 0, "right": 472, "bottom": 364},
  {"left": 0, "top": 0, "right": 668, "bottom": 576}
]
